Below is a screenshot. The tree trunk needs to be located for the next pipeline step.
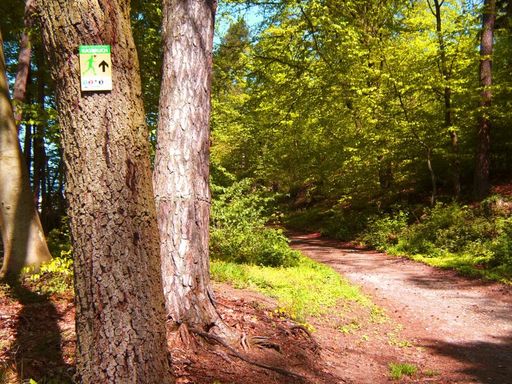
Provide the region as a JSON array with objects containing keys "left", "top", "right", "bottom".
[
  {"left": 33, "top": 47, "right": 46, "bottom": 210},
  {"left": 0, "top": 30, "right": 52, "bottom": 280},
  {"left": 37, "top": 1, "right": 172, "bottom": 382},
  {"left": 431, "top": 0, "right": 460, "bottom": 198},
  {"left": 12, "top": 0, "right": 35, "bottom": 125},
  {"left": 154, "top": 0, "right": 234, "bottom": 340},
  {"left": 23, "top": 121, "right": 32, "bottom": 170},
  {"left": 427, "top": 148, "right": 436, "bottom": 206},
  {"left": 474, "top": 0, "right": 496, "bottom": 200}
]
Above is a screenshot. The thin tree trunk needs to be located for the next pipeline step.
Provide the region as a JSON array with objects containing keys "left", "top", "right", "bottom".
[
  {"left": 12, "top": 0, "right": 35, "bottom": 125},
  {"left": 427, "top": 148, "right": 436, "bottom": 206},
  {"left": 154, "top": 0, "right": 235, "bottom": 340},
  {"left": 32, "top": 47, "right": 46, "bottom": 210},
  {"left": 430, "top": 0, "right": 460, "bottom": 198},
  {"left": 23, "top": 121, "right": 32, "bottom": 170},
  {"left": 0, "top": 30, "right": 52, "bottom": 280},
  {"left": 37, "top": 1, "right": 172, "bottom": 382},
  {"left": 474, "top": 0, "right": 496, "bottom": 200}
]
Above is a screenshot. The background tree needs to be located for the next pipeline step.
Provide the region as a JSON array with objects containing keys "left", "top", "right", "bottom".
[
  {"left": 0, "top": 28, "right": 51, "bottom": 279},
  {"left": 474, "top": 0, "right": 497, "bottom": 199},
  {"left": 36, "top": 0, "right": 172, "bottom": 382}
]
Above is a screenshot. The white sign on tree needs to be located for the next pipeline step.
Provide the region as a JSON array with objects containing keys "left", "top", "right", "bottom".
[{"left": 79, "top": 45, "right": 112, "bottom": 91}]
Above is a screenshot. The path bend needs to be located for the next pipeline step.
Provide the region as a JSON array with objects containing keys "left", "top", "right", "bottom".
[{"left": 290, "top": 232, "right": 512, "bottom": 384}]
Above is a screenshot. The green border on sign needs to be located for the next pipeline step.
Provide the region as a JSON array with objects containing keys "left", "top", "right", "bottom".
[{"left": 79, "top": 45, "right": 111, "bottom": 54}]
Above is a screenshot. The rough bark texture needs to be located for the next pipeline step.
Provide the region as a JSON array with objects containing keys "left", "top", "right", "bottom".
[
  {"left": 0, "top": 30, "right": 52, "bottom": 280},
  {"left": 154, "top": 0, "right": 233, "bottom": 339},
  {"left": 37, "top": 1, "right": 172, "bottom": 382},
  {"left": 474, "top": 0, "right": 496, "bottom": 200}
]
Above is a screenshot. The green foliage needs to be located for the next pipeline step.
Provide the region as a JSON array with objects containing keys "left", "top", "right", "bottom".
[
  {"left": 210, "top": 177, "right": 300, "bottom": 267},
  {"left": 490, "top": 217, "right": 512, "bottom": 267},
  {"left": 362, "top": 199, "right": 512, "bottom": 282},
  {"left": 396, "top": 204, "right": 494, "bottom": 256},
  {"left": 388, "top": 362, "right": 418, "bottom": 380},
  {"left": 23, "top": 254, "right": 73, "bottom": 295},
  {"left": 211, "top": 255, "right": 372, "bottom": 321},
  {"left": 285, "top": 207, "right": 372, "bottom": 241},
  {"left": 363, "top": 211, "right": 409, "bottom": 250},
  {"left": 46, "top": 218, "right": 72, "bottom": 259}
]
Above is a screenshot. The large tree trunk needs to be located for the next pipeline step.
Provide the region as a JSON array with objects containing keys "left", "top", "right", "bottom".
[
  {"left": 0, "top": 31, "right": 51, "bottom": 280},
  {"left": 37, "top": 1, "right": 172, "bottom": 382},
  {"left": 474, "top": 0, "right": 496, "bottom": 200},
  {"left": 154, "top": 0, "right": 233, "bottom": 340}
]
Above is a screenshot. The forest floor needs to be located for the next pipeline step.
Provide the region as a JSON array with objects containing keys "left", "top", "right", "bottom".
[{"left": 1, "top": 234, "right": 512, "bottom": 383}]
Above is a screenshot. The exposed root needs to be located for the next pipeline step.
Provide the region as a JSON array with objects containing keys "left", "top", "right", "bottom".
[
  {"left": 169, "top": 323, "right": 199, "bottom": 352},
  {"left": 211, "top": 350, "right": 234, "bottom": 364},
  {"left": 190, "top": 327, "right": 306, "bottom": 381},
  {"left": 290, "top": 325, "right": 312, "bottom": 338},
  {"left": 240, "top": 332, "right": 249, "bottom": 352},
  {"left": 290, "top": 325, "right": 320, "bottom": 351},
  {"left": 250, "top": 336, "right": 281, "bottom": 353}
]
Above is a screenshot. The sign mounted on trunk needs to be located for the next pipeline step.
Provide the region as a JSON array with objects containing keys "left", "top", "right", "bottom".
[{"left": 79, "top": 45, "right": 112, "bottom": 91}]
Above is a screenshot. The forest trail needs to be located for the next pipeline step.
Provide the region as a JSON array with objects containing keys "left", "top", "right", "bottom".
[{"left": 290, "top": 232, "right": 512, "bottom": 384}]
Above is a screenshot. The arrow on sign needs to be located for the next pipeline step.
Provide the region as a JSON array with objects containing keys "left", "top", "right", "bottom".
[{"left": 98, "top": 60, "right": 109, "bottom": 72}]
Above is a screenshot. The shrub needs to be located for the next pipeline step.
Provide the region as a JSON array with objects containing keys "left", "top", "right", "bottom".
[
  {"left": 490, "top": 217, "right": 512, "bottom": 268},
  {"left": 393, "top": 203, "right": 494, "bottom": 257},
  {"left": 210, "top": 178, "right": 300, "bottom": 267},
  {"left": 363, "top": 210, "right": 408, "bottom": 250},
  {"left": 24, "top": 251, "right": 74, "bottom": 295}
]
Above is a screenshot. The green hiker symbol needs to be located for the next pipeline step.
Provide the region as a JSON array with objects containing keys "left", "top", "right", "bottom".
[{"left": 84, "top": 55, "right": 97, "bottom": 75}]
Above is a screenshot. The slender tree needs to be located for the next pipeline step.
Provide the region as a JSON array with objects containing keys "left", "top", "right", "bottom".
[
  {"left": 12, "top": 0, "right": 34, "bottom": 125},
  {"left": 37, "top": 0, "right": 172, "bottom": 382},
  {"left": 0, "top": 29, "right": 51, "bottom": 280},
  {"left": 428, "top": 0, "right": 460, "bottom": 198},
  {"left": 154, "top": 0, "right": 234, "bottom": 340},
  {"left": 474, "top": 0, "right": 497, "bottom": 200}
]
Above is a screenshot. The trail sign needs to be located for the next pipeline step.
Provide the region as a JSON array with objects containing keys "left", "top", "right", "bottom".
[{"left": 79, "top": 45, "right": 112, "bottom": 91}]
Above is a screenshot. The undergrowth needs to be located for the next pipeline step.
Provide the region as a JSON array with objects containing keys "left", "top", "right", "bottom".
[
  {"left": 361, "top": 196, "right": 512, "bottom": 283},
  {"left": 210, "top": 175, "right": 300, "bottom": 267},
  {"left": 388, "top": 362, "right": 418, "bottom": 380}
]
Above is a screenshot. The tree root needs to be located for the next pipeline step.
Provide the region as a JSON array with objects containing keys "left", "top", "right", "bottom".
[
  {"left": 250, "top": 335, "right": 281, "bottom": 352},
  {"left": 190, "top": 327, "right": 306, "bottom": 381},
  {"left": 290, "top": 325, "right": 320, "bottom": 352}
]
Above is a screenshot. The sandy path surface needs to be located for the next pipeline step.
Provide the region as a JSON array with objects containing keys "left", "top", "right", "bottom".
[{"left": 290, "top": 233, "right": 512, "bottom": 383}]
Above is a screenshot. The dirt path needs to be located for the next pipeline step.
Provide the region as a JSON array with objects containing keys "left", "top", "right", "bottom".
[{"left": 290, "top": 233, "right": 512, "bottom": 384}]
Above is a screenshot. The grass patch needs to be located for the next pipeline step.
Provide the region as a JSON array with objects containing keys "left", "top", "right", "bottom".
[
  {"left": 389, "top": 362, "right": 418, "bottom": 380},
  {"left": 386, "top": 249, "right": 512, "bottom": 284},
  {"left": 211, "top": 254, "right": 374, "bottom": 322}
]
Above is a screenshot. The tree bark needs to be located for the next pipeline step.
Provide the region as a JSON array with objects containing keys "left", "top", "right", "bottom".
[
  {"left": 0, "top": 30, "right": 52, "bottom": 279},
  {"left": 37, "top": 1, "right": 172, "bottom": 382},
  {"left": 474, "top": 0, "right": 496, "bottom": 200},
  {"left": 154, "top": 0, "right": 234, "bottom": 340}
]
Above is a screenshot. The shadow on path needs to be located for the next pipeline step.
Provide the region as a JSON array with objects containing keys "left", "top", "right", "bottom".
[
  {"left": 2, "top": 282, "right": 74, "bottom": 383},
  {"left": 422, "top": 334, "right": 512, "bottom": 384}
]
